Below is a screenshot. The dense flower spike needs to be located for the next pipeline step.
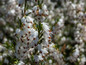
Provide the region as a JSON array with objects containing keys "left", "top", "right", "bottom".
[
  {"left": 15, "top": 0, "right": 64, "bottom": 64},
  {"left": 15, "top": 16, "right": 38, "bottom": 60}
]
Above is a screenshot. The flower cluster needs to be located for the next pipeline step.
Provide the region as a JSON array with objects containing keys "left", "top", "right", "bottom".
[
  {"left": 52, "top": 0, "right": 86, "bottom": 65},
  {"left": 15, "top": 1, "right": 64, "bottom": 64},
  {"left": 15, "top": 16, "right": 38, "bottom": 60},
  {"left": 32, "top": 4, "right": 49, "bottom": 22}
]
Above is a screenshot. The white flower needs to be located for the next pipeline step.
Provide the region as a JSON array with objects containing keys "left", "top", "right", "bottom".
[
  {"left": 32, "top": 6, "right": 38, "bottom": 14},
  {"left": 38, "top": 44, "right": 42, "bottom": 51},
  {"left": 18, "top": 61, "right": 25, "bottom": 65},
  {"left": 2, "top": 53, "right": 7, "bottom": 58},
  {"left": 26, "top": 16, "right": 34, "bottom": 23},
  {"left": 0, "top": 45, "right": 5, "bottom": 52},
  {"left": 61, "top": 37, "right": 66, "bottom": 42},
  {"left": 73, "top": 48, "right": 79, "bottom": 57},
  {"left": 33, "top": 6, "right": 38, "bottom": 11},
  {"left": 42, "top": 5, "right": 47, "bottom": 10},
  {"left": 39, "top": 9, "right": 43, "bottom": 15},
  {"left": 42, "top": 22, "right": 50, "bottom": 32},
  {"left": 0, "top": 56, "right": 3, "bottom": 61},
  {"left": 8, "top": 9, "right": 15, "bottom": 16},
  {"left": 18, "top": 0, "right": 25, "bottom": 5},
  {"left": 49, "top": 43, "right": 55, "bottom": 52},
  {"left": 58, "top": 18, "right": 64, "bottom": 27},
  {"left": 71, "top": 4, "right": 76, "bottom": 9},
  {"left": 26, "top": 9, "right": 32, "bottom": 14},
  {"left": 16, "top": 29, "right": 21, "bottom": 34},
  {"left": 41, "top": 48, "right": 48, "bottom": 54},
  {"left": 77, "top": 23, "right": 82, "bottom": 28},
  {"left": 49, "top": 59, "right": 52, "bottom": 64},
  {"left": 4, "top": 58, "right": 9, "bottom": 64},
  {"left": 34, "top": 55, "right": 39, "bottom": 62},
  {"left": 80, "top": 56, "right": 86, "bottom": 65},
  {"left": 38, "top": 54, "right": 43, "bottom": 61}
]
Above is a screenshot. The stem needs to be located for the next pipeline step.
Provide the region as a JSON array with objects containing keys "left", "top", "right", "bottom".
[
  {"left": 24, "top": 0, "right": 27, "bottom": 16},
  {"left": 38, "top": 0, "right": 43, "bottom": 9},
  {"left": 38, "top": 21, "right": 41, "bottom": 38},
  {"left": 33, "top": 0, "right": 44, "bottom": 63}
]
